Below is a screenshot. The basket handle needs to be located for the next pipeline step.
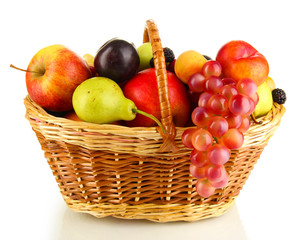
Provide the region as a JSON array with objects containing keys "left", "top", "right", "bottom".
[{"left": 143, "top": 19, "right": 179, "bottom": 153}]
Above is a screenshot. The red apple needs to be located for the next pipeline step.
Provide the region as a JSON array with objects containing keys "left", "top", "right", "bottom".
[
  {"left": 26, "top": 45, "right": 92, "bottom": 112},
  {"left": 123, "top": 68, "right": 191, "bottom": 127},
  {"left": 89, "top": 66, "right": 97, "bottom": 77},
  {"left": 216, "top": 40, "right": 269, "bottom": 86}
]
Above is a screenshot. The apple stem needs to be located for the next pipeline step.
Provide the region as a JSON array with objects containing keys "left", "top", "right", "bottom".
[
  {"left": 10, "top": 64, "right": 40, "bottom": 74},
  {"left": 133, "top": 109, "right": 166, "bottom": 134}
]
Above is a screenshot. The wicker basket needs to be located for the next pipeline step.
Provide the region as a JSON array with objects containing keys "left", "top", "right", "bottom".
[{"left": 24, "top": 19, "right": 285, "bottom": 222}]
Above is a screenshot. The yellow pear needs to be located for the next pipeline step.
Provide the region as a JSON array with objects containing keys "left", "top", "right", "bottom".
[
  {"left": 83, "top": 53, "right": 94, "bottom": 66},
  {"left": 266, "top": 76, "right": 276, "bottom": 90},
  {"left": 253, "top": 82, "right": 273, "bottom": 118}
]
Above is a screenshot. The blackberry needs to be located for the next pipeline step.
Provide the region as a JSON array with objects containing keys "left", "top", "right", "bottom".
[
  {"left": 163, "top": 47, "right": 175, "bottom": 63},
  {"left": 272, "top": 88, "right": 286, "bottom": 104},
  {"left": 150, "top": 58, "right": 154, "bottom": 67},
  {"left": 149, "top": 47, "right": 175, "bottom": 67}
]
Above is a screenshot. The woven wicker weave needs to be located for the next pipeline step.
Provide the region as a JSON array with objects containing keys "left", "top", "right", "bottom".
[{"left": 24, "top": 19, "right": 285, "bottom": 222}]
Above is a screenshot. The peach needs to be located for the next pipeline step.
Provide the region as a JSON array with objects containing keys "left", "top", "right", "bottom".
[
  {"left": 175, "top": 50, "right": 207, "bottom": 84},
  {"left": 64, "top": 111, "right": 82, "bottom": 121}
]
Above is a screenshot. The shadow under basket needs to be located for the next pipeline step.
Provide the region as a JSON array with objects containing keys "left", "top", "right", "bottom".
[{"left": 24, "top": 20, "right": 285, "bottom": 222}]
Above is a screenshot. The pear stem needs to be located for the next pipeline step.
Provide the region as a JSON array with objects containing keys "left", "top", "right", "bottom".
[
  {"left": 133, "top": 109, "right": 166, "bottom": 134},
  {"left": 251, "top": 114, "right": 263, "bottom": 124},
  {"left": 10, "top": 64, "right": 40, "bottom": 74}
]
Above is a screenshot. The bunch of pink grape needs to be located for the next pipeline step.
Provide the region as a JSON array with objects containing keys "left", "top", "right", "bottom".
[{"left": 182, "top": 60, "right": 258, "bottom": 198}]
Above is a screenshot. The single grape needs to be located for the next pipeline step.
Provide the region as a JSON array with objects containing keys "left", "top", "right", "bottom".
[
  {"left": 195, "top": 179, "right": 216, "bottom": 198},
  {"left": 222, "top": 128, "right": 244, "bottom": 150},
  {"left": 207, "top": 116, "right": 229, "bottom": 138},
  {"left": 207, "top": 94, "right": 229, "bottom": 115},
  {"left": 224, "top": 112, "right": 242, "bottom": 128},
  {"left": 189, "top": 164, "right": 207, "bottom": 179},
  {"left": 198, "top": 92, "right": 213, "bottom": 107},
  {"left": 204, "top": 76, "right": 224, "bottom": 94},
  {"left": 182, "top": 128, "right": 197, "bottom": 148},
  {"left": 229, "top": 94, "right": 251, "bottom": 115},
  {"left": 191, "top": 128, "right": 213, "bottom": 151},
  {"left": 201, "top": 60, "right": 222, "bottom": 78},
  {"left": 208, "top": 144, "right": 230, "bottom": 165},
  {"left": 245, "top": 98, "right": 256, "bottom": 116},
  {"left": 191, "top": 107, "right": 212, "bottom": 127},
  {"left": 211, "top": 173, "right": 229, "bottom": 188},
  {"left": 237, "top": 78, "right": 257, "bottom": 97},
  {"left": 190, "top": 149, "right": 209, "bottom": 167},
  {"left": 220, "top": 85, "right": 238, "bottom": 100},
  {"left": 206, "top": 165, "right": 227, "bottom": 183},
  {"left": 188, "top": 73, "right": 206, "bottom": 92},
  {"left": 250, "top": 92, "right": 259, "bottom": 105},
  {"left": 238, "top": 116, "right": 251, "bottom": 133}
]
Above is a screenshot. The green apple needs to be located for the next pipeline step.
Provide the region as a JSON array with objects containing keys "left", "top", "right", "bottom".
[
  {"left": 137, "top": 42, "right": 153, "bottom": 71},
  {"left": 253, "top": 81, "right": 273, "bottom": 118}
]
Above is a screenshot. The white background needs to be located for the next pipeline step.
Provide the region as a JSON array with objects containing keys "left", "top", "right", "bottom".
[{"left": 2, "top": 0, "right": 300, "bottom": 239}]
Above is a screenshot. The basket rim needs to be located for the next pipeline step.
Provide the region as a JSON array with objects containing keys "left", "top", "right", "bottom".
[
  {"left": 24, "top": 94, "right": 286, "bottom": 134},
  {"left": 24, "top": 94, "right": 286, "bottom": 157}
]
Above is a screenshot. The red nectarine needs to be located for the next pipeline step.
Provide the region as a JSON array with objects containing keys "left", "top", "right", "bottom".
[
  {"left": 123, "top": 68, "right": 191, "bottom": 127},
  {"left": 216, "top": 40, "right": 269, "bottom": 86}
]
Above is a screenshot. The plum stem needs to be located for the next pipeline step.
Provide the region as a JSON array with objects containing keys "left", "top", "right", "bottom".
[
  {"left": 133, "top": 109, "right": 166, "bottom": 134},
  {"left": 10, "top": 64, "right": 40, "bottom": 74}
]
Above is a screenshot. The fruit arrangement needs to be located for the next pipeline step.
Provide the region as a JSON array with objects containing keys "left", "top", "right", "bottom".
[
  {"left": 15, "top": 20, "right": 288, "bottom": 222},
  {"left": 12, "top": 22, "right": 286, "bottom": 201}
]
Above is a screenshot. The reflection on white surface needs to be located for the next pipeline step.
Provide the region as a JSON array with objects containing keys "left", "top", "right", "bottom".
[{"left": 58, "top": 203, "right": 247, "bottom": 240}]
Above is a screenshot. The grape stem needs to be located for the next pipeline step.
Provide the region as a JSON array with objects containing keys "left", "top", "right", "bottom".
[{"left": 133, "top": 108, "right": 166, "bottom": 134}]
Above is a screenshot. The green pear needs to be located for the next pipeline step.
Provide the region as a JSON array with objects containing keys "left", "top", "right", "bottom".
[
  {"left": 137, "top": 42, "right": 153, "bottom": 71},
  {"left": 72, "top": 77, "right": 165, "bottom": 131},
  {"left": 72, "top": 77, "right": 137, "bottom": 124}
]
